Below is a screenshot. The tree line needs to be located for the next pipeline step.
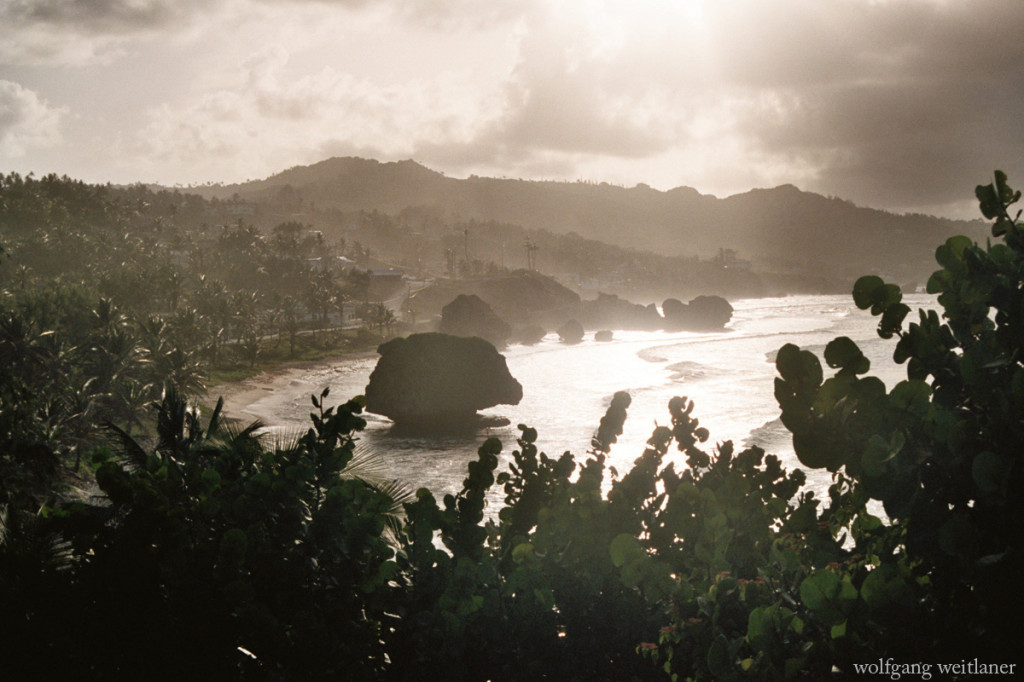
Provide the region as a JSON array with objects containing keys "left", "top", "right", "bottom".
[{"left": 0, "top": 173, "right": 390, "bottom": 475}]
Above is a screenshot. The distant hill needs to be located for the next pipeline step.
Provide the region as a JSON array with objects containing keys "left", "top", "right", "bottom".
[{"left": 193, "top": 157, "right": 988, "bottom": 287}]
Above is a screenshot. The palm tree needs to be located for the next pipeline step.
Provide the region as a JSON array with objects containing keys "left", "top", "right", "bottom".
[
  {"left": 152, "top": 347, "right": 206, "bottom": 396},
  {"left": 105, "top": 383, "right": 413, "bottom": 538},
  {"left": 341, "top": 444, "right": 415, "bottom": 542},
  {"left": 86, "top": 325, "right": 146, "bottom": 395},
  {"left": 366, "top": 302, "right": 397, "bottom": 341},
  {"left": 305, "top": 269, "right": 337, "bottom": 341},
  {"left": 109, "top": 377, "right": 155, "bottom": 438},
  {"left": 279, "top": 295, "right": 303, "bottom": 357},
  {"left": 158, "top": 265, "right": 184, "bottom": 312},
  {"left": 237, "top": 327, "right": 262, "bottom": 368},
  {"left": 89, "top": 297, "right": 126, "bottom": 334}
]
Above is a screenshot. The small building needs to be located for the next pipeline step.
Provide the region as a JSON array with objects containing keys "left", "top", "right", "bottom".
[
  {"left": 370, "top": 268, "right": 404, "bottom": 284},
  {"left": 225, "top": 203, "right": 256, "bottom": 216},
  {"left": 335, "top": 256, "right": 358, "bottom": 272},
  {"left": 368, "top": 268, "right": 405, "bottom": 300}
]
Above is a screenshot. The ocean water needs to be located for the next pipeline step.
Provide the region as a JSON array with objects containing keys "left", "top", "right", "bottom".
[{"left": 229, "top": 294, "right": 935, "bottom": 504}]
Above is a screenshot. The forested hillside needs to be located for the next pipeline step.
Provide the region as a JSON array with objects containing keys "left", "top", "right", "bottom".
[{"left": 193, "top": 157, "right": 988, "bottom": 290}]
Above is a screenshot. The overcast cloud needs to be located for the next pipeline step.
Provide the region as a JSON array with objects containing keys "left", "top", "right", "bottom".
[
  {"left": 0, "top": 79, "right": 65, "bottom": 157},
  {"left": 0, "top": 0, "right": 1021, "bottom": 217}
]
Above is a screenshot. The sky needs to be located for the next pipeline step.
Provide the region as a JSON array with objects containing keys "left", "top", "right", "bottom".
[{"left": 1, "top": 0, "right": 1022, "bottom": 219}]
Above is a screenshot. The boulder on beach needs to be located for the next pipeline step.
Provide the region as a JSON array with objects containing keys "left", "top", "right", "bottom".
[
  {"left": 662, "top": 295, "right": 733, "bottom": 331},
  {"left": 439, "top": 294, "right": 512, "bottom": 346},
  {"left": 365, "top": 332, "right": 523, "bottom": 429}
]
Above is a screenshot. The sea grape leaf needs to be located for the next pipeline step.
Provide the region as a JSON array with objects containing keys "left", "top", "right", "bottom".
[
  {"left": 853, "top": 276, "right": 885, "bottom": 310},
  {"left": 776, "top": 343, "right": 823, "bottom": 391},
  {"left": 610, "top": 533, "right": 643, "bottom": 568},
  {"left": 972, "top": 451, "right": 1011, "bottom": 494},
  {"left": 824, "top": 337, "right": 870, "bottom": 375}
]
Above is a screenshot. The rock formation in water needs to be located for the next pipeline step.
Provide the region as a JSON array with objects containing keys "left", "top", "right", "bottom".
[
  {"left": 662, "top": 295, "right": 733, "bottom": 331},
  {"left": 513, "top": 323, "right": 547, "bottom": 346},
  {"left": 408, "top": 270, "right": 581, "bottom": 328},
  {"left": 364, "top": 332, "right": 523, "bottom": 428},
  {"left": 578, "top": 292, "right": 732, "bottom": 331},
  {"left": 558, "top": 319, "right": 585, "bottom": 344},
  {"left": 580, "top": 293, "right": 663, "bottom": 331},
  {"left": 439, "top": 294, "right": 512, "bottom": 346},
  {"left": 595, "top": 330, "right": 614, "bottom": 342}
]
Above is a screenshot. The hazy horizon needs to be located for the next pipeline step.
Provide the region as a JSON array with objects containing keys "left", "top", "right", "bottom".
[{"left": 2, "top": 0, "right": 1023, "bottom": 220}]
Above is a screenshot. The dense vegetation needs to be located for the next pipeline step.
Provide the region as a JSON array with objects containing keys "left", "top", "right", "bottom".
[
  {"left": 199, "top": 156, "right": 987, "bottom": 293},
  {"left": 0, "top": 171, "right": 1021, "bottom": 679},
  {"left": 0, "top": 173, "right": 393, "bottom": 474}
]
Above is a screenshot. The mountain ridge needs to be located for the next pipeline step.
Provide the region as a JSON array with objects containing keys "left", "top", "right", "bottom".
[{"left": 189, "top": 156, "right": 986, "bottom": 286}]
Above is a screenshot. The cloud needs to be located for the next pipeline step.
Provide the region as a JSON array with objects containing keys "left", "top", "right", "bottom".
[
  {"left": 408, "top": 3, "right": 697, "bottom": 178},
  {"left": 388, "top": 3, "right": 838, "bottom": 189},
  {"left": 3, "top": 0, "right": 181, "bottom": 32},
  {"left": 0, "top": 0, "right": 531, "bottom": 69},
  {"left": 6, "top": 0, "right": 1021, "bottom": 217},
  {"left": 132, "top": 45, "right": 505, "bottom": 183},
  {"left": 0, "top": 80, "right": 65, "bottom": 157},
  {"left": 433, "top": 0, "right": 1024, "bottom": 214},
  {"left": 392, "top": 0, "right": 535, "bottom": 31},
  {"left": 0, "top": 0, "right": 215, "bottom": 65},
  {"left": 717, "top": 0, "right": 1024, "bottom": 211}
]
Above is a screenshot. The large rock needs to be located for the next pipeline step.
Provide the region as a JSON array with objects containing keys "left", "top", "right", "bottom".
[
  {"left": 407, "top": 270, "right": 581, "bottom": 327},
  {"left": 580, "top": 293, "right": 663, "bottom": 330},
  {"left": 662, "top": 295, "right": 733, "bottom": 331},
  {"left": 473, "top": 270, "right": 581, "bottom": 324},
  {"left": 439, "top": 294, "right": 512, "bottom": 346},
  {"left": 365, "top": 332, "right": 523, "bottom": 428},
  {"left": 558, "top": 319, "right": 585, "bottom": 344},
  {"left": 512, "top": 323, "right": 547, "bottom": 346}
]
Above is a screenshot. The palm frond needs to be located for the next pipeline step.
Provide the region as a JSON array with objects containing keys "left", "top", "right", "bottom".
[
  {"left": 343, "top": 443, "right": 390, "bottom": 480},
  {"left": 219, "top": 418, "right": 268, "bottom": 445},
  {"left": 360, "top": 477, "right": 416, "bottom": 510},
  {"left": 102, "top": 420, "right": 149, "bottom": 469},
  {"left": 341, "top": 444, "right": 415, "bottom": 543},
  {"left": 264, "top": 426, "right": 304, "bottom": 455},
  {"left": 206, "top": 396, "right": 225, "bottom": 436}
]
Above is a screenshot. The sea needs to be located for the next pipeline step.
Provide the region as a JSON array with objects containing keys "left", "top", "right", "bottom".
[{"left": 224, "top": 293, "right": 935, "bottom": 506}]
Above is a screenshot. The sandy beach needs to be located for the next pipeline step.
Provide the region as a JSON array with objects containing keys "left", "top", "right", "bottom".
[{"left": 203, "top": 352, "right": 380, "bottom": 427}]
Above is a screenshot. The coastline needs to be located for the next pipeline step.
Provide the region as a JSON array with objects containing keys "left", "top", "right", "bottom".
[{"left": 202, "top": 350, "right": 380, "bottom": 425}]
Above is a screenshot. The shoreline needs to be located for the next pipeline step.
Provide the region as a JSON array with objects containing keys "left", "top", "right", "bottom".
[{"left": 202, "top": 350, "right": 380, "bottom": 424}]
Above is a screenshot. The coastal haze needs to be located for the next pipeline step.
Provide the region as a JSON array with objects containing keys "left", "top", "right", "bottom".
[
  {"left": 2, "top": 0, "right": 1023, "bottom": 219},
  {"left": 212, "top": 294, "right": 934, "bottom": 508},
  {"left": 1, "top": 0, "right": 1020, "bottom": 501},
  {"left": 186, "top": 155, "right": 988, "bottom": 295}
]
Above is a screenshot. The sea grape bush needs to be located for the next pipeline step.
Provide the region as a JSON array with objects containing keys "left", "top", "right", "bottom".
[
  {"left": 1, "top": 172, "right": 1021, "bottom": 679},
  {"left": 627, "top": 172, "right": 1024, "bottom": 678},
  {"left": 383, "top": 391, "right": 819, "bottom": 681},
  {"left": 772, "top": 171, "right": 1024, "bottom": 666}
]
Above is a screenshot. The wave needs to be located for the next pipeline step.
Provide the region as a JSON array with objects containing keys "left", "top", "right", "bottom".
[
  {"left": 666, "top": 360, "right": 716, "bottom": 381},
  {"left": 743, "top": 417, "right": 791, "bottom": 452}
]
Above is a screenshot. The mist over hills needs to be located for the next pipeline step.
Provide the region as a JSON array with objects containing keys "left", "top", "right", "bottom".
[{"left": 191, "top": 156, "right": 986, "bottom": 290}]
